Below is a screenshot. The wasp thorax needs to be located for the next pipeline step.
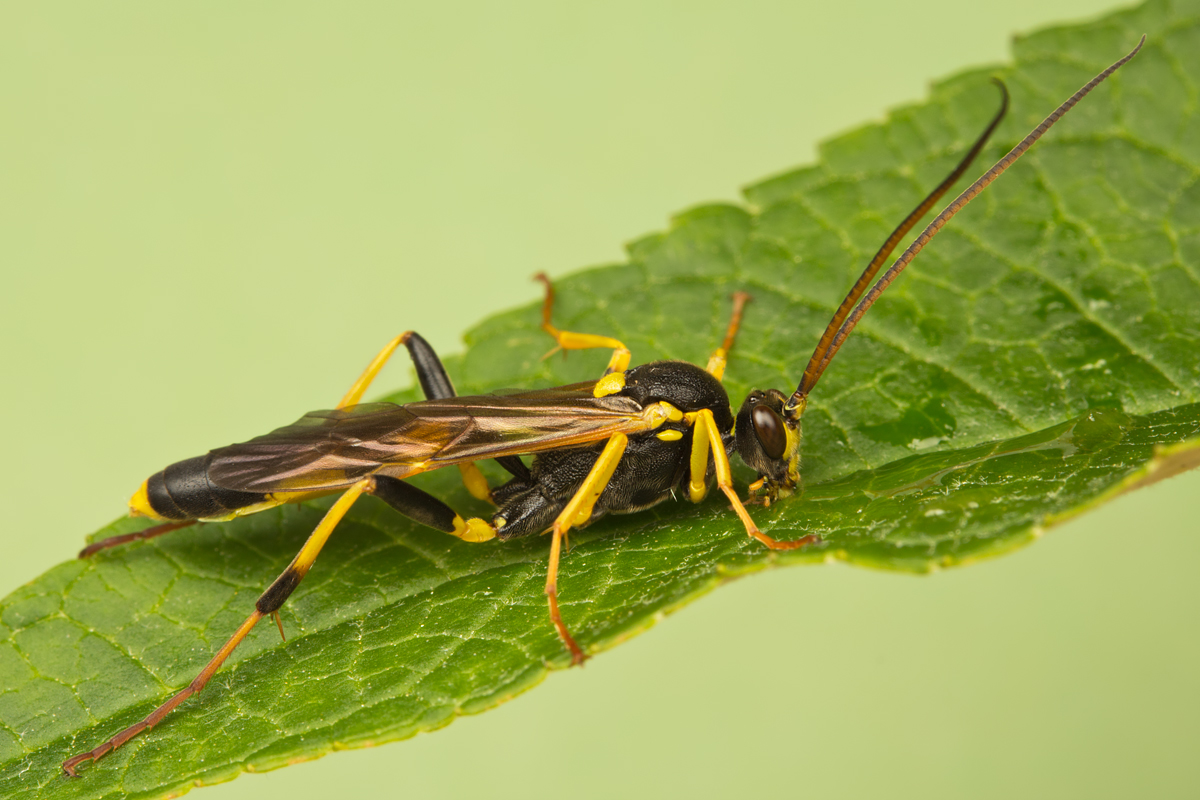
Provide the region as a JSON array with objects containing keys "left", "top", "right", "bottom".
[{"left": 735, "top": 388, "right": 800, "bottom": 497}]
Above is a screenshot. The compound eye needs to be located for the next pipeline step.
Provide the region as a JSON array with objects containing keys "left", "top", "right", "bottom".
[{"left": 751, "top": 405, "right": 787, "bottom": 460}]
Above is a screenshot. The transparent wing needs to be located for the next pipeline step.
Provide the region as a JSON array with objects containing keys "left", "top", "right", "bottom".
[{"left": 206, "top": 384, "right": 648, "bottom": 493}]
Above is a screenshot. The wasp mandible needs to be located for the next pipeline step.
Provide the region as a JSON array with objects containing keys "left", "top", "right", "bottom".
[{"left": 62, "top": 38, "right": 1145, "bottom": 777}]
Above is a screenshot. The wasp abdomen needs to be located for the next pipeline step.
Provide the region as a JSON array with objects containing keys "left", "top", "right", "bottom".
[{"left": 144, "top": 456, "right": 267, "bottom": 520}]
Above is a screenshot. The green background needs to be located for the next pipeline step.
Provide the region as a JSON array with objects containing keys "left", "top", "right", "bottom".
[{"left": 2, "top": 2, "right": 1196, "bottom": 798}]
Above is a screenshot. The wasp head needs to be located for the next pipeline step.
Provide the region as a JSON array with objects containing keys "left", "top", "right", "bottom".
[{"left": 734, "top": 389, "right": 802, "bottom": 502}]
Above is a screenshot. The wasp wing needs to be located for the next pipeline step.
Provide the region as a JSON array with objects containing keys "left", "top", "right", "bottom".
[{"left": 206, "top": 383, "right": 649, "bottom": 493}]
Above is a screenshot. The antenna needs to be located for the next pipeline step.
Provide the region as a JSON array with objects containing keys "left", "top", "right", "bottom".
[
  {"left": 793, "top": 81, "right": 1008, "bottom": 405},
  {"left": 785, "top": 35, "right": 1146, "bottom": 418}
]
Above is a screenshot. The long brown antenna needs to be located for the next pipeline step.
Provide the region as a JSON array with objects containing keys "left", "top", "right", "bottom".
[
  {"left": 785, "top": 35, "right": 1146, "bottom": 418},
  {"left": 793, "top": 80, "right": 1009, "bottom": 405}
]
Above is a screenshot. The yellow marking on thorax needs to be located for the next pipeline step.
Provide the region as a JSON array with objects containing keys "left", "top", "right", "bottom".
[
  {"left": 593, "top": 372, "right": 626, "bottom": 397},
  {"left": 636, "top": 403, "right": 662, "bottom": 428},
  {"left": 656, "top": 429, "right": 683, "bottom": 442},
  {"left": 660, "top": 402, "right": 683, "bottom": 423}
]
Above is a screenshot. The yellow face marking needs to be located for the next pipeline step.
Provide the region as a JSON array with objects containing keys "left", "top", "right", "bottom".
[
  {"left": 593, "top": 371, "right": 627, "bottom": 398},
  {"left": 128, "top": 481, "right": 165, "bottom": 520},
  {"left": 656, "top": 429, "right": 683, "bottom": 442},
  {"left": 782, "top": 424, "right": 802, "bottom": 493}
]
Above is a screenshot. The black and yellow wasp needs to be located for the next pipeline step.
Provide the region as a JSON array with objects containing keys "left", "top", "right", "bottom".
[{"left": 62, "top": 39, "right": 1143, "bottom": 777}]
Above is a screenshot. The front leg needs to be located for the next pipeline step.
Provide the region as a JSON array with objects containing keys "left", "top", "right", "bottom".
[{"left": 690, "top": 409, "right": 820, "bottom": 551}]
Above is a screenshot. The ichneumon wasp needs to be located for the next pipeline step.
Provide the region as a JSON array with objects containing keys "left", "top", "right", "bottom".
[{"left": 62, "top": 37, "right": 1145, "bottom": 777}]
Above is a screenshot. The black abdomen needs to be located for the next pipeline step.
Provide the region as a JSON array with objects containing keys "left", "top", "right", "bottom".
[{"left": 146, "top": 456, "right": 268, "bottom": 520}]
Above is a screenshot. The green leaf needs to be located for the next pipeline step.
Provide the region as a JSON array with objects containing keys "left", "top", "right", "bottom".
[{"left": 4, "top": 1, "right": 1198, "bottom": 797}]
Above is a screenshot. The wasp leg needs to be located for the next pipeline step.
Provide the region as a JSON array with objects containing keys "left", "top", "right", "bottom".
[
  {"left": 704, "top": 291, "right": 753, "bottom": 381},
  {"left": 63, "top": 478, "right": 373, "bottom": 777},
  {"left": 455, "top": 463, "right": 493, "bottom": 504},
  {"left": 339, "top": 330, "right": 448, "bottom": 408},
  {"left": 691, "top": 409, "right": 820, "bottom": 551},
  {"left": 543, "top": 433, "right": 629, "bottom": 665},
  {"left": 534, "top": 272, "right": 631, "bottom": 376},
  {"left": 78, "top": 520, "right": 197, "bottom": 558},
  {"left": 687, "top": 410, "right": 715, "bottom": 504},
  {"left": 337, "top": 330, "right": 495, "bottom": 502},
  {"left": 371, "top": 475, "right": 496, "bottom": 542}
]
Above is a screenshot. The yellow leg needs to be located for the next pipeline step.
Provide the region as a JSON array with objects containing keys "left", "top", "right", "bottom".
[
  {"left": 338, "top": 334, "right": 494, "bottom": 503},
  {"left": 688, "top": 411, "right": 714, "bottom": 503},
  {"left": 705, "top": 291, "right": 752, "bottom": 381},
  {"left": 63, "top": 479, "right": 372, "bottom": 777},
  {"left": 338, "top": 332, "right": 414, "bottom": 409},
  {"left": 692, "top": 409, "right": 820, "bottom": 552},
  {"left": 544, "top": 433, "right": 629, "bottom": 665},
  {"left": 450, "top": 514, "right": 499, "bottom": 543},
  {"left": 457, "top": 463, "right": 493, "bottom": 503},
  {"left": 534, "top": 272, "right": 631, "bottom": 375},
  {"left": 284, "top": 480, "right": 369, "bottom": 578}
]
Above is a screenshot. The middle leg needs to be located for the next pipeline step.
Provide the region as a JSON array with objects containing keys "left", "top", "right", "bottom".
[
  {"left": 705, "top": 291, "right": 753, "bottom": 381},
  {"left": 534, "top": 272, "right": 631, "bottom": 376}
]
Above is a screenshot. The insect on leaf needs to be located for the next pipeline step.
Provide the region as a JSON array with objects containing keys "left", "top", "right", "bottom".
[{"left": 2, "top": 1, "right": 1198, "bottom": 797}]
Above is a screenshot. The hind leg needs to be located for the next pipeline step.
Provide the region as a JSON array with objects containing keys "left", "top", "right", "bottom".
[
  {"left": 77, "top": 521, "right": 196, "bottom": 559},
  {"left": 64, "top": 478, "right": 374, "bottom": 775},
  {"left": 337, "top": 331, "right": 495, "bottom": 501},
  {"left": 64, "top": 473, "right": 501, "bottom": 776},
  {"left": 371, "top": 475, "right": 495, "bottom": 543}
]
